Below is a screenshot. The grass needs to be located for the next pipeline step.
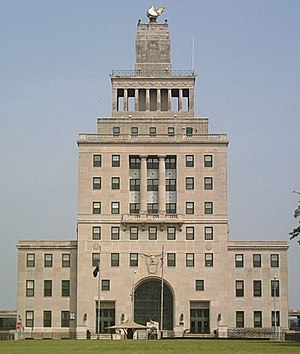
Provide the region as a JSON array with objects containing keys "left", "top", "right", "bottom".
[{"left": 0, "top": 339, "right": 300, "bottom": 354}]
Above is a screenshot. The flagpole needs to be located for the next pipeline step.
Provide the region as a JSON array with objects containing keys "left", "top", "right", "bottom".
[
  {"left": 160, "top": 245, "right": 164, "bottom": 338},
  {"left": 97, "top": 247, "right": 101, "bottom": 339}
]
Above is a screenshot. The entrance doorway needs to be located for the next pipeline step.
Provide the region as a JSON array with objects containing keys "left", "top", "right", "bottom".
[
  {"left": 134, "top": 279, "right": 174, "bottom": 330},
  {"left": 190, "top": 301, "right": 210, "bottom": 334}
]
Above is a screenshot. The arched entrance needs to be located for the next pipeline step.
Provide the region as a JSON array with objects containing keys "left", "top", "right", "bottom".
[{"left": 134, "top": 278, "right": 174, "bottom": 330}]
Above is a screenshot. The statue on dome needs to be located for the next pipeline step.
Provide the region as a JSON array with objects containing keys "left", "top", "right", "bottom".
[{"left": 146, "top": 6, "right": 165, "bottom": 22}]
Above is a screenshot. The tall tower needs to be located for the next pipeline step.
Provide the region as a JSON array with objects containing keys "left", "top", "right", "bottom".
[{"left": 77, "top": 9, "right": 229, "bottom": 337}]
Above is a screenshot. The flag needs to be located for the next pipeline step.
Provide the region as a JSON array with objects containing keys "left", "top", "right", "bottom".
[{"left": 93, "top": 264, "right": 99, "bottom": 277}]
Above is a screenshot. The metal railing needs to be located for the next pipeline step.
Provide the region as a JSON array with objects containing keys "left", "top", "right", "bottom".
[{"left": 111, "top": 70, "right": 195, "bottom": 77}]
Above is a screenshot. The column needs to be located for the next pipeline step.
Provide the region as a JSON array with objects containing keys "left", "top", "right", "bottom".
[
  {"left": 158, "top": 155, "right": 166, "bottom": 214},
  {"left": 157, "top": 89, "right": 161, "bottom": 111},
  {"left": 140, "top": 156, "right": 148, "bottom": 214},
  {"left": 146, "top": 89, "right": 150, "bottom": 111},
  {"left": 135, "top": 89, "right": 139, "bottom": 111},
  {"left": 112, "top": 88, "right": 118, "bottom": 112},
  {"left": 178, "top": 89, "right": 183, "bottom": 111},
  {"left": 123, "top": 89, "right": 128, "bottom": 111},
  {"left": 168, "top": 89, "right": 172, "bottom": 111}
]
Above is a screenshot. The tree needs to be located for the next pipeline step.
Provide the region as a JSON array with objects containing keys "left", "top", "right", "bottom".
[{"left": 290, "top": 191, "right": 300, "bottom": 244}]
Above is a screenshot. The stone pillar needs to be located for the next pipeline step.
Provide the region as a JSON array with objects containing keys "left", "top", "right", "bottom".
[
  {"left": 158, "top": 155, "right": 166, "bottom": 214},
  {"left": 146, "top": 89, "right": 150, "bottom": 112},
  {"left": 123, "top": 89, "right": 128, "bottom": 111},
  {"left": 168, "top": 89, "right": 172, "bottom": 111},
  {"left": 135, "top": 89, "right": 139, "bottom": 111},
  {"left": 178, "top": 89, "right": 183, "bottom": 111},
  {"left": 112, "top": 88, "right": 118, "bottom": 112},
  {"left": 157, "top": 89, "right": 161, "bottom": 111},
  {"left": 140, "top": 156, "right": 148, "bottom": 214}
]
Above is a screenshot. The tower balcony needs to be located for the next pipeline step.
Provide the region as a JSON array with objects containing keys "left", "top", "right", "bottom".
[{"left": 121, "top": 213, "right": 183, "bottom": 231}]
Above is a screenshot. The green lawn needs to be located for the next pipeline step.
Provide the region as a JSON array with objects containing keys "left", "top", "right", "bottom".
[{"left": 0, "top": 340, "right": 300, "bottom": 354}]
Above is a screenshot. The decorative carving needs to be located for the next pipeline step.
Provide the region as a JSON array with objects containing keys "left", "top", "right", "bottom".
[{"left": 140, "top": 253, "right": 162, "bottom": 274}]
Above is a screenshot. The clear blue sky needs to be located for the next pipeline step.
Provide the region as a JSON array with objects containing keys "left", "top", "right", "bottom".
[{"left": 1, "top": 0, "right": 299, "bottom": 310}]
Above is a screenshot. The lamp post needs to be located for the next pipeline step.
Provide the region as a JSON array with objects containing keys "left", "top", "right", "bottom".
[
  {"left": 273, "top": 275, "right": 277, "bottom": 340},
  {"left": 131, "top": 270, "right": 137, "bottom": 321}
]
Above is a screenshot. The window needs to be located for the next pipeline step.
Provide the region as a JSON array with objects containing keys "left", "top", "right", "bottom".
[
  {"left": 93, "top": 154, "right": 102, "bottom": 167},
  {"left": 185, "top": 155, "right": 194, "bottom": 167},
  {"left": 147, "top": 156, "right": 159, "bottom": 169},
  {"left": 271, "top": 280, "right": 280, "bottom": 297},
  {"left": 131, "top": 127, "right": 138, "bottom": 136},
  {"left": 253, "top": 280, "right": 262, "bottom": 297},
  {"left": 186, "top": 127, "right": 193, "bottom": 136},
  {"left": 236, "top": 280, "right": 244, "bottom": 297},
  {"left": 62, "top": 280, "right": 70, "bottom": 297},
  {"left": 148, "top": 227, "right": 157, "bottom": 240},
  {"left": 92, "top": 253, "right": 100, "bottom": 267},
  {"left": 129, "top": 156, "right": 141, "bottom": 169},
  {"left": 270, "top": 254, "right": 279, "bottom": 267},
  {"left": 130, "top": 227, "right": 138, "bottom": 240},
  {"left": 204, "top": 154, "right": 213, "bottom": 167},
  {"left": 130, "top": 179, "right": 140, "bottom": 191},
  {"left": 111, "top": 177, "right": 120, "bottom": 189},
  {"left": 26, "top": 254, "right": 35, "bottom": 267},
  {"left": 254, "top": 311, "right": 262, "bottom": 328},
  {"left": 166, "top": 179, "right": 176, "bottom": 191},
  {"left": 44, "top": 280, "right": 52, "bottom": 297},
  {"left": 204, "top": 177, "right": 213, "bottom": 190},
  {"left": 147, "top": 179, "right": 158, "bottom": 191},
  {"left": 111, "top": 226, "right": 120, "bottom": 240},
  {"left": 167, "top": 227, "right": 176, "bottom": 240},
  {"left": 112, "top": 155, "right": 120, "bottom": 167},
  {"left": 26, "top": 280, "right": 34, "bottom": 297},
  {"left": 113, "top": 127, "right": 120, "bottom": 136},
  {"left": 147, "top": 203, "right": 158, "bottom": 214},
  {"left": 111, "top": 202, "right": 120, "bottom": 214},
  {"left": 186, "top": 227, "right": 194, "bottom": 240},
  {"left": 61, "top": 311, "right": 70, "bottom": 327},
  {"left": 43, "top": 311, "right": 52, "bottom": 327},
  {"left": 186, "top": 202, "right": 194, "bottom": 214},
  {"left": 93, "top": 202, "right": 101, "bottom": 214},
  {"left": 204, "top": 226, "right": 213, "bottom": 240},
  {"left": 111, "top": 253, "right": 119, "bottom": 267},
  {"left": 130, "top": 203, "right": 140, "bottom": 214},
  {"left": 186, "top": 253, "right": 194, "bottom": 267},
  {"left": 205, "top": 253, "right": 213, "bottom": 267},
  {"left": 166, "top": 203, "right": 176, "bottom": 214},
  {"left": 149, "top": 127, "right": 156, "bottom": 136},
  {"left": 271, "top": 311, "right": 280, "bottom": 327},
  {"left": 185, "top": 177, "right": 194, "bottom": 190},
  {"left": 92, "top": 227, "right": 101, "bottom": 240},
  {"left": 93, "top": 177, "right": 101, "bottom": 189},
  {"left": 102, "top": 279, "right": 110, "bottom": 291},
  {"left": 253, "top": 254, "right": 261, "bottom": 267},
  {"left": 25, "top": 311, "right": 34, "bottom": 328},
  {"left": 195, "top": 280, "right": 204, "bottom": 291},
  {"left": 235, "top": 254, "right": 244, "bottom": 267},
  {"left": 165, "top": 155, "right": 176, "bottom": 169},
  {"left": 168, "top": 127, "right": 175, "bottom": 136},
  {"left": 236, "top": 311, "right": 244, "bottom": 328},
  {"left": 167, "top": 253, "right": 176, "bottom": 267},
  {"left": 62, "top": 254, "right": 70, "bottom": 267},
  {"left": 44, "top": 254, "right": 53, "bottom": 267},
  {"left": 130, "top": 253, "right": 138, "bottom": 267},
  {"left": 204, "top": 202, "right": 213, "bottom": 214}
]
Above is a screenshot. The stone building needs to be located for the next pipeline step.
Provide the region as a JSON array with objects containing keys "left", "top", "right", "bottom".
[{"left": 16, "top": 10, "right": 288, "bottom": 339}]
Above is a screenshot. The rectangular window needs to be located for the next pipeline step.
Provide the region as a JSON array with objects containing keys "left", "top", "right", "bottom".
[
  {"left": 167, "top": 127, "right": 175, "bottom": 136},
  {"left": 149, "top": 127, "right": 156, "bottom": 136},
  {"left": 148, "top": 227, "right": 157, "bottom": 240},
  {"left": 43, "top": 311, "right": 52, "bottom": 328},
  {"left": 111, "top": 253, "right": 119, "bottom": 267},
  {"left": 130, "top": 227, "right": 138, "bottom": 240},
  {"left": 166, "top": 179, "right": 176, "bottom": 191},
  {"left": 186, "top": 202, "right": 194, "bottom": 214},
  {"left": 167, "top": 253, "right": 176, "bottom": 267},
  {"left": 93, "top": 154, "right": 102, "bottom": 167},
  {"left": 204, "top": 226, "right": 213, "bottom": 240},
  {"left": 62, "top": 280, "right": 70, "bottom": 297},
  {"left": 130, "top": 179, "right": 140, "bottom": 191},
  {"left": 253, "top": 254, "right": 261, "bottom": 267},
  {"left": 44, "top": 280, "right": 52, "bottom": 297},
  {"left": 102, "top": 279, "right": 110, "bottom": 291},
  {"left": 253, "top": 280, "right": 262, "bottom": 297},
  {"left": 254, "top": 311, "right": 262, "bottom": 328},
  {"left": 93, "top": 177, "right": 101, "bottom": 189},
  {"left": 236, "top": 280, "right": 244, "bottom": 297},
  {"left": 147, "top": 178, "right": 158, "bottom": 191},
  {"left": 93, "top": 202, "right": 101, "bottom": 214},
  {"left": 271, "top": 254, "right": 279, "bottom": 267},
  {"left": 235, "top": 254, "right": 244, "bottom": 267},
  {"left": 204, "top": 154, "right": 213, "bottom": 167},
  {"left": 112, "top": 155, "right": 120, "bottom": 167},
  {"left": 186, "top": 227, "right": 194, "bottom": 240},
  {"left": 111, "top": 177, "right": 120, "bottom": 189},
  {"left": 186, "top": 127, "right": 193, "bottom": 136},
  {"left": 165, "top": 155, "right": 176, "bottom": 169},
  {"left": 167, "top": 227, "right": 176, "bottom": 240},
  {"left": 185, "top": 155, "right": 194, "bottom": 167},
  {"left": 130, "top": 203, "right": 140, "bottom": 214},
  {"left": 25, "top": 311, "right": 34, "bottom": 328},
  {"left": 44, "top": 254, "right": 53, "bottom": 267},
  {"left": 185, "top": 177, "right": 194, "bottom": 190},
  {"left": 271, "top": 280, "right": 280, "bottom": 297},
  {"left": 204, "top": 202, "right": 213, "bottom": 214},
  {"left": 111, "top": 202, "right": 120, "bottom": 214},
  {"left": 111, "top": 226, "right": 120, "bottom": 240},
  {"left": 147, "top": 203, "right": 158, "bottom": 214},
  {"left": 130, "top": 253, "right": 138, "bottom": 267},
  {"left": 236, "top": 311, "right": 244, "bottom": 328},
  {"left": 61, "top": 311, "right": 70, "bottom": 328},
  {"left": 92, "top": 253, "right": 100, "bottom": 266},
  {"left": 204, "top": 177, "right": 213, "bottom": 190},
  {"left": 131, "top": 127, "right": 138, "bottom": 136},
  {"left": 129, "top": 156, "right": 141, "bottom": 169},
  {"left": 26, "top": 254, "right": 35, "bottom": 267},
  {"left": 205, "top": 253, "right": 213, "bottom": 267},
  {"left": 166, "top": 203, "right": 176, "bottom": 214},
  {"left": 195, "top": 279, "right": 204, "bottom": 291},
  {"left": 92, "top": 226, "right": 101, "bottom": 240},
  {"left": 147, "top": 156, "right": 159, "bottom": 169},
  {"left": 186, "top": 253, "right": 194, "bottom": 267},
  {"left": 26, "top": 280, "right": 34, "bottom": 297},
  {"left": 62, "top": 254, "right": 70, "bottom": 267},
  {"left": 113, "top": 127, "right": 120, "bottom": 136},
  {"left": 271, "top": 311, "right": 280, "bottom": 327}
]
